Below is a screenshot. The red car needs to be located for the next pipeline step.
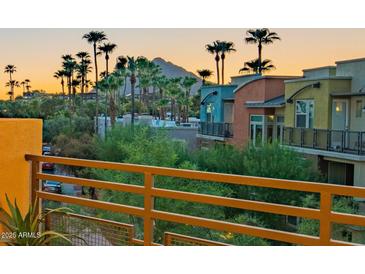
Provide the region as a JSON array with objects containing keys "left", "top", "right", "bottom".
[
  {"left": 42, "top": 151, "right": 55, "bottom": 170},
  {"left": 42, "top": 162, "right": 55, "bottom": 170}
]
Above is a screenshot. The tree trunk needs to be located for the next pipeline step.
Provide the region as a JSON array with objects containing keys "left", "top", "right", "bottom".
[
  {"left": 258, "top": 42, "right": 262, "bottom": 74},
  {"left": 221, "top": 55, "right": 225, "bottom": 84},
  {"left": 131, "top": 75, "right": 136, "bottom": 126},
  {"left": 94, "top": 43, "right": 99, "bottom": 133},
  {"left": 215, "top": 54, "right": 220, "bottom": 85}
]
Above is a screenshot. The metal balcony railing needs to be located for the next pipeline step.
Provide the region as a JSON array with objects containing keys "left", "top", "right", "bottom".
[
  {"left": 25, "top": 154, "right": 365, "bottom": 246},
  {"left": 283, "top": 127, "right": 365, "bottom": 155},
  {"left": 198, "top": 122, "right": 233, "bottom": 138}
]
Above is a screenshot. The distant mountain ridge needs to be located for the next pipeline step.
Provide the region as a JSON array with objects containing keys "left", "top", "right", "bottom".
[{"left": 116, "top": 57, "right": 202, "bottom": 96}]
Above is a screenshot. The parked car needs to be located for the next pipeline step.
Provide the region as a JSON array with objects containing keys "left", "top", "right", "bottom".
[
  {"left": 42, "top": 151, "right": 55, "bottom": 170},
  {"left": 43, "top": 180, "right": 61, "bottom": 194}
]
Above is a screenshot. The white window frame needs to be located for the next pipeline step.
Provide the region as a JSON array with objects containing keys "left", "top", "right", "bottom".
[{"left": 295, "top": 100, "right": 314, "bottom": 128}]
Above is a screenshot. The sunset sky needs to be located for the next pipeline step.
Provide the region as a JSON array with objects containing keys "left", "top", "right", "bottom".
[{"left": 1, "top": 28, "right": 365, "bottom": 99}]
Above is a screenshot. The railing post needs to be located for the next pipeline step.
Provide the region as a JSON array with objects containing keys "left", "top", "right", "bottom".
[
  {"left": 313, "top": 129, "right": 317, "bottom": 148},
  {"left": 327, "top": 130, "right": 331, "bottom": 150},
  {"left": 341, "top": 131, "right": 345, "bottom": 152},
  {"left": 319, "top": 192, "right": 332, "bottom": 245},
  {"left": 357, "top": 132, "right": 361, "bottom": 155},
  {"left": 30, "top": 160, "right": 41, "bottom": 212},
  {"left": 300, "top": 128, "right": 304, "bottom": 147},
  {"left": 143, "top": 172, "right": 154, "bottom": 246}
]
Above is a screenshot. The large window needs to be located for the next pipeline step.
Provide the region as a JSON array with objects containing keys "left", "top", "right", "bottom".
[{"left": 295, "top": 100, "right": 314, "bottom": 128}]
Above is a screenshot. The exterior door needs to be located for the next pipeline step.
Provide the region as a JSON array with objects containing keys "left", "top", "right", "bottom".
[
  {"left": 331, "top": 100, "right": 349, "bottom": 149},
  {"left": 332, "top": 100, "right": 349, "bottom": 130},
  {"left": 250, "top": 124, "right": 263, "bottom": 145}
]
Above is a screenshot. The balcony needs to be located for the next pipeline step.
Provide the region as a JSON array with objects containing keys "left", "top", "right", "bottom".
[
  {"left": 14, "top": 154, "right": 365, "bottom": 246},
  {"left": 198, "top": 122, "right": 233, "bottom": 139},
  {"left": 283, "top": 127, "right": 365, "bottom": 156}
]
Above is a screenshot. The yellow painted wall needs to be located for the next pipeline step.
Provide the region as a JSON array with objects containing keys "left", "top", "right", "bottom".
[
  {"left": 0, "top": 119, "right": 42, "bottom": 234},
  {"left": 284, "top": 79, "right": 351, "bottom": 129}
]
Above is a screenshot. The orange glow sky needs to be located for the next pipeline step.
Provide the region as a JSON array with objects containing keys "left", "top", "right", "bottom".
[{"left": 1, "top": 28, "right": 365, "bottom": 99}]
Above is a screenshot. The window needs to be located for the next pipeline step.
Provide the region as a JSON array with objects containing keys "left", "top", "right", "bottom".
[
  {"left": 206, "top": 103, "right": 214, "bottom": 122},
  {"left": 295, "top": 100, "right": 314, "bottom": 128},
  {"left": 250, "top": 115, "right": 263, "bottom": 122},
  {"left": 356, "top": 100, "right": 362, "bottom": 118}
]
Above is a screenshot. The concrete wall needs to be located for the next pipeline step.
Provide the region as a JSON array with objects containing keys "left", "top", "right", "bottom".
[
  {"left": 284, "top": 79, "right": 351, "bottom": 129},
  {"left": 0, "top": 119, "right": 42, "bottom": 233},
  {"left": 164, "top": 127, "right": 198, "bottom": 151},
  {"left": 336, "top": 58, "right": 365, "bottom": 93},
  {"left": 303, "top": 66, "right": 336, "bottom": 78}
]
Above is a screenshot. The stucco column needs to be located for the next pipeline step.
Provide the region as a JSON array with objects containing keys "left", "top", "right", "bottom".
[{"left": 0, "top": 119, "right": 42, "bottom": 233}]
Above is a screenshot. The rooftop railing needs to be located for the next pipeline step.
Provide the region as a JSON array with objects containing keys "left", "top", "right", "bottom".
[
  {"left": 25, "top": 154, "right": 365, "bottom": 246},
  {"left": 198, "top": 122, "right": 233, "bottom": 138},
  {"left": 283, "top": 127, "right": 365, "bottom": 155}
]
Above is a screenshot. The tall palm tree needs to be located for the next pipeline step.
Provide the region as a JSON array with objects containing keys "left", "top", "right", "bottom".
[
  {"left": 116, "top": 56, "right": 129, "bottom": 98},
  {"left": 239, "top": 58, "right": 275, "bottom": 74},
  {"left": 197, "top": 69, "right": 213, "bottom": 85},
  {"left": 205, "top": 41, "right": 221, "bottom": 85},
  {"left": 54, "top": 70, "right": 66, "bottom": 95},
  {"left": 218, "top": 41, "right": 236, "bottom": 84},
  {"left": 98, "top": 42, "right": 117, "bottom": 77},
  {"left": 181, "top": 76, "right": 197, "bottom": 122},
  {"left": 62, "top": 55, "right": 77, "bottom": 98},
  {"left": 76, "top": 52, "right": 91, "bottom": 94},
  {"left": 4, "top": 65, "right": 17, "bottom": 101},
  {"left": 127, "top": 56, "right": 137, "bottom": 126},
  {"left": 245, "top": 28, "right": 280, "bottom": 74},
  {"left": 82, "top": 31, "right": 107, "bottom": 131}
]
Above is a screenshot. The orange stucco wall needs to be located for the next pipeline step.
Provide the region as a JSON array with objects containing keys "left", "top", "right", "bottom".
[
  {"left": 0, "top": 119, "right": 42, "bottom": 234},
  {"left": 230, "top": 78, "right": 287, "bottom": 147}
]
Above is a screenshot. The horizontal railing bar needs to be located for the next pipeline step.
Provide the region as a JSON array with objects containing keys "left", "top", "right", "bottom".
[
  {"left": 25, "top": 154, "right": 365, "bottom": 198},
  {"left": 46, "top": 210, "right": 135, "bottom": 229},
  {"left": 329, "top": 239, "right": 359, "bottom": 246},
  {"left": 151, "top": 210, "right": 321, "bottom": 246},
  {"left": 130, "top": 238, "right": 162, "bottom": 246},
  {"left": 330, "top": 212, "right": 365, "bottom": 227},
  {"left": 37, "top": 191, "right": 145, "bottom": 217},
  {"left": 151, "top": 188, "right": 321, "bottom": 220},
  {"left": 165, "top": 232, "right": 231, "bottom": 246},
  {"left": 37, "top": 173, "right": 145, "bottom": 195}
]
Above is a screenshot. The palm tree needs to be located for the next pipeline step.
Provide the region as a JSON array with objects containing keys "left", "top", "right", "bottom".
[
  {"left": 4, "top": 65, "right": 17, "bottom": 100},
  {"left": 20, "top": 81, "right": 26, "bottom": 94},
  {"left": 197, "top": 69, "right": 213, "bottom": 85},
  {"left": 98, "top": 43, "right": 117, "bottom": 77},
  {"left": 127, "top": 56, "right": 137, "bottom": 125},
  {"left": 82, "top": 31, "right": 108, "bottom": 131},
  {"left": 25, "top": 79, "right": 31, "bottom": 92},
  {"left": 245, "top": 28, "right": 280, "bottom": 74},
  {"left": 218, "top": 41, "right": 236, "bottom": 84},
  {"left": 239, "top": 58, "right": 275, "bottom": 74},
  {"left": 181, "top": 76, "right": 197, "bottom": 122},
  {"left": 76, "top": 51, "right": 91, "bottom": 94},
  {"left": 54, "top": 70, "right": 66, "bottom": 95},
  {"left": 116, "top": 56, "right": 129, "bottom": 99},
  {"left": 5, "top": 80, "right": 20, "bottom": 100},
  {"left": 62, "top": 55, "right": 77, "bottom": 98},
  {"left": 205, "top": 41, "right": 221, "bottom": 85},
  {"left": 99, "top": 71, "right": 124, "bottom": 126}
]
